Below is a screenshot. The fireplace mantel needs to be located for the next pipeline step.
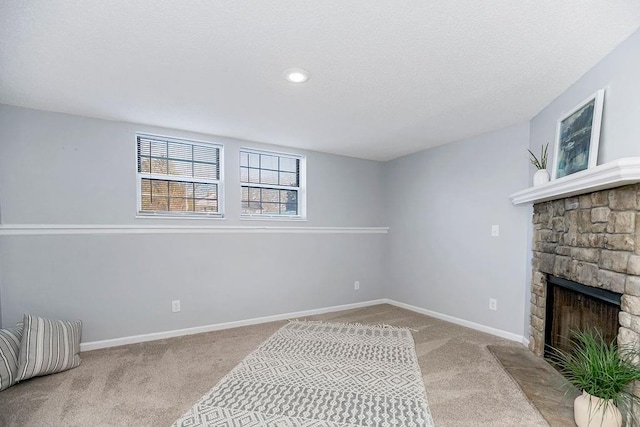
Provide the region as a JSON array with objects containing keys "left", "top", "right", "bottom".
[{"left": 510, "top": 157, "right": 640, "bottom": 205}]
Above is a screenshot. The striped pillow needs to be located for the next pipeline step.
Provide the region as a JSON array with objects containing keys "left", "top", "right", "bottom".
[
  {"left": 0, "top": 326, "right": 23, "bottom": 391},
  {"left": 16, "top": 314, "right": 82, "bottom": 382}
]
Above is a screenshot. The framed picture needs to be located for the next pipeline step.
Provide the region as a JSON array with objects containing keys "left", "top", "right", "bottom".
[{"left": 551, "top": 89, "right": 605, "bottom": 179}]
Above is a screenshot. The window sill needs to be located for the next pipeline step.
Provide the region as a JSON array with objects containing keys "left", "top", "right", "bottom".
[
  {"left": 136, "top": 214, "right": 226, "bottom": 220},
  {"left": 240, "top": 215, "right": 307, "bottom": 222}
]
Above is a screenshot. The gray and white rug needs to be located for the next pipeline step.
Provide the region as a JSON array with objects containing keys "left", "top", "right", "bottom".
[{"left": 173, "top": 321, "right": 434, "bottom": 426}]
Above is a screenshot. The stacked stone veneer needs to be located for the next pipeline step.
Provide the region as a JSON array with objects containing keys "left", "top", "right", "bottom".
[{"left": 529, "top": 183, "right": 640, "bottom": 356}]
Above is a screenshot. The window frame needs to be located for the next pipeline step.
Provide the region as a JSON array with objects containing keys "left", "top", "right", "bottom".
[
  {"left": 239, "top": 148, "right": 306, "bottom": 220},
  {"left": 135, "top": 133, "right": 225, "bottom": 219}
]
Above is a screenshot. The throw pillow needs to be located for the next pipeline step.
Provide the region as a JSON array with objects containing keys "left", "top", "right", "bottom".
[
  {"left": 0, "top": 326, "right": 23, "bottom": 391},
  {"left": 16, "top": 314, "right": 82, "bottom": 382}
]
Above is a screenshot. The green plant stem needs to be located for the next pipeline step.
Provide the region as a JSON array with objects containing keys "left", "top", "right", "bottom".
[{"left": 528, "top": 143, "right": 549, "bottom": 170}]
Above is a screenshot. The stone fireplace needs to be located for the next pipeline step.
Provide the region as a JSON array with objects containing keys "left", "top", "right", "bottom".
[{"left": 528, "top": 183, "right": 640, "bottom": 356}]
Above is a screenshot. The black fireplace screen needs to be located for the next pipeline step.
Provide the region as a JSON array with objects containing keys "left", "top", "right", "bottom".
[{"left": 544, "top": 275, "right": 621, "bottom": 358}]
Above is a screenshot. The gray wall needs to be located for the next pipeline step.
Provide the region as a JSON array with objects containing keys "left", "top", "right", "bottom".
[
  {"left": 0, "top": 233, "right": 386, "bottom": 342},
  {"left": 0, "top": 105, "right": 385, "bottom": 227},
  {"left": 0, "top": 105, "right": 387, "bottom": 341},
  {"left": 523, "top": 28, "right": 640, "bottom": 342},
  {"left": 530, "top": 28, "right": 640, "bottom": 165},
  {"left": 384, "top": 123, "right": 531, "bottom": 336}
]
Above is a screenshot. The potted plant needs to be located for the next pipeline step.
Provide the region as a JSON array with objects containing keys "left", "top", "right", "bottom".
[
  {"left": 528, "top": 143, "right": 550, "bottom": 186},
  {"left": 549, "top": 329, "right": 640, "bottom": 427}
]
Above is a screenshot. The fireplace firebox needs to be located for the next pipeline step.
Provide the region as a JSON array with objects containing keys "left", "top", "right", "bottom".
[{"left": 543, "top": 275, "right": 621, "bottom": 359}]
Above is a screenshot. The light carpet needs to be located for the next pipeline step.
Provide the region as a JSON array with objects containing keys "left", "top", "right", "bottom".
[
  {"left": 0, "top": 304, "right": 549, "bottom": 426},
  {"left": 173, "top": 321, "right": 434, "bottom": 426}
]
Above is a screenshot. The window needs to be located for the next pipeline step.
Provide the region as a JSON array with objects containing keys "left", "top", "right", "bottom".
[
  {"left": 136, "top": 134, "right": 223, "bottom": 217},
  {"left": 240, "top": 149, "right": 305, "bottom": 218}
]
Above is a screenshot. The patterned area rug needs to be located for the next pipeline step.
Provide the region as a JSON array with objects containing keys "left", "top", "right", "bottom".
[{"left": 173, "top": 321, "right": 434, "bottom": 426}]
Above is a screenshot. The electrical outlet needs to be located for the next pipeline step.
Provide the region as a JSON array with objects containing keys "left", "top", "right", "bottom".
[
  {"left": 491, "top": 225, "right": 500, "bottom": 237},
  {"left": 489, "top": 298, "right": 497, "bottom": 311},
  {"left": 354, "top": 281, "right": 360, "bottom": 291},
  {"left": 172, "top": 300, "right": 181, "bottom": 313}
]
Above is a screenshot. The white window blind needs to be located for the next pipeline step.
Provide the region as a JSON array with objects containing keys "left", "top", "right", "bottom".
[{"left": 137, "top": 134, "right": 223, "bottom": 217}]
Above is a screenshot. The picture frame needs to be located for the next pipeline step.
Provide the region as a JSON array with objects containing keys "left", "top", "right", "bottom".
[{"left": 551, "top": 89, "right": 605, "bottom": 179}]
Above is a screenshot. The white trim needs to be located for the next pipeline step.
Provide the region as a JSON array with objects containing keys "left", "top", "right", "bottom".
[
  {"left": 80, "top": 299, "right": 387, "bottom": 351},
  {"left": 239, "top": 146, "right": 305, "bottom": 159},
  {"left": 136, "top": 132, "right": 225, "bottom": 149},
  {"left": 80, "top": 298, "right": 528, "bottom": 351},
  {"left": 383, "top": 299, "right": 526, "bottom": 343},
  {"left": 136, "top": 212, "right": 224, "bottom": 219},
  {"left": 240, "top": 213, "right": 304, "bottom": 220},
  {"left": 239, "top": 216, "right": 308, "bottom": 222},
  {"left": 0, "top": 224, "right": 389, "bottom": 236},
  {"left": 134, "top": 215, "right": 227, "bottom": 221},
  {"left": 510, "top": 157, "right": 640, "bottom": 205}
]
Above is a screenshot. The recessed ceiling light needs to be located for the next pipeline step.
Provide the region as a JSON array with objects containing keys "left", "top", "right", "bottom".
[{"left": 285, "top": 68, "right": 310, "bottom": 83}]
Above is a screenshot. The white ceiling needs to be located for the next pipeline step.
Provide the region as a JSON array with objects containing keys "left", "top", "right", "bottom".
[{"left": 1, "top": 1, "right": 639, "bottom": 161}]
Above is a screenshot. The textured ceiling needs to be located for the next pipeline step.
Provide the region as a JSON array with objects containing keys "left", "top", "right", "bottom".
[{"left": 1, "top": 1, "right": 639, "bottom": 161}]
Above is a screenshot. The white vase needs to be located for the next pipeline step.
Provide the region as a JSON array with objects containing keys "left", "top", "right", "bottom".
[
  {"left": 533, "top": 169, "right": 550, "bottom": 186},
  {"left": 574, "top": 391, "right": 622, "bottom": 427}
]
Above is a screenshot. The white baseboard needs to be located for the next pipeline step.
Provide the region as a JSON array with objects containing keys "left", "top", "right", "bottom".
[
  {"left": 80, "top": 299, "right": 387, "bottom": 351},
  {"left": 81, "top": 298, "right": 529, "bottom": 351},
  {"left": 383, "top": 299, "right": 527, "bottom": 344}
]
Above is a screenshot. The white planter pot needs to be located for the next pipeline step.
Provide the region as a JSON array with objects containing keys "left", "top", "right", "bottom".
[
  {"left": 533, "top": 169, "right": 550, "bottom": 186},
  {"left": 574, "top": 391, "right": 622, "bottom": 427}
]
